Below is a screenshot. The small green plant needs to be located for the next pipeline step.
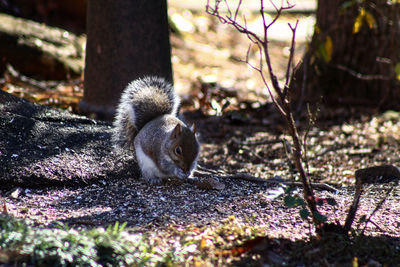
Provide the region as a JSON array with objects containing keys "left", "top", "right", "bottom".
[
  {"left": 0, "top": 213, "right": 30, "bottom": 249},
  {"left": 283, "top": 186, "right": 337, "bottom": 225},
  {"left": 0, "top": 215, "right": 160, "bottom": 266}
]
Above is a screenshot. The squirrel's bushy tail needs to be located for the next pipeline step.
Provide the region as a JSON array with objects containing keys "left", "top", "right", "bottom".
[{"left": 112, "top": 76, "right": 179, "bottom": 150}]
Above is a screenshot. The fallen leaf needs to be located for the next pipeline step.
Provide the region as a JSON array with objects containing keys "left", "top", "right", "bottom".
[
  {"left": 2, "top": 203, "right": 8, "bottom": 214},
  {"left": 195, "top": 176, "right": 225, "bottom": 190},
  {"left": 216, "top": 236, "right": 268, "bottom": 256}
]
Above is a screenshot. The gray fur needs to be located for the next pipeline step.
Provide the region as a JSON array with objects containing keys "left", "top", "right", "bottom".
[
  {"left": 112, "top": 76, "right": 179, "bottom": 150},
  {"left": 112, "top": 76, "right": 199, "bottom": 184}
]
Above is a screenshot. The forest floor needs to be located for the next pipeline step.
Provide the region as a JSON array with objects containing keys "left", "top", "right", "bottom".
[{"left": 1, "top": 3, "right": 400, "bottom": 266}]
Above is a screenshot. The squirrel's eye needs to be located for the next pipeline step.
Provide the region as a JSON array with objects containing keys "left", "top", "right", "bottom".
[{"left": 175, "top": 146, "right": 182, "bottom": 156}]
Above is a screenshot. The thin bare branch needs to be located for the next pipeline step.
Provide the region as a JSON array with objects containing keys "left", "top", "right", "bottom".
[
  {"left": 224, "top": 12, "right": 263, "bottom": 44},
  {"left": 259, "top": 1, "right": 285, "bottom": 101},
  {"left": 283, "top": 20, "right": 299, "bottom": 98},
  {"left": 206, "top": 0, "right": 321, "bottom": 230},
  {"left": 240, "top": 39, "right": 286, "bottom": 116},
  {"left": 234, "top": 0, "right": 243, "bottom": 22},
  {"left": 243, "top": 18, "right": 263, "bottom": 46},
  {"left": 205, "top": 0, "right": 212, "bottom": 14},
  {"left": 206, "top": 0, "right": 264, "bottom": 47},
  {"left": 255, "top": 42, "right": 287, "bottom": 116},
  {"left": 263, "top": 40, "right": 283, "bottom": 100},
  {"left": 240, "top": 44, "right": 261, "bottom": 72},
  {"left": 302, "top": 103, "right": 319, "bottom": 174},
  {"left": 270, "top": 0, "right": 279, "bottom": 11},
  {"left": 265, "top": 2, "right": 282, "bottom": 29},
  {"left": 223, "top": 0, "right": 232, "bottom": 18},
  {"left": 361, "top": 185, "right": 395, "bottom": 235}
]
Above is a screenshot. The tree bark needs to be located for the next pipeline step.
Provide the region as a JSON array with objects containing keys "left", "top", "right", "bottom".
[
  {"left": 81, "top": 0, "right": 173, "bottom": 120},
  {"left": 292, "top": 0, "right": 400, "bottom": 110}
]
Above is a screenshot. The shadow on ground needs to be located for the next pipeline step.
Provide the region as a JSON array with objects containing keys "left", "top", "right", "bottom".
[
  {"left": 234, "top": 233, "right": 400, "bottom": 266},
  {"left": 0, "top": 90, "right": 139, "bottom": 187}
]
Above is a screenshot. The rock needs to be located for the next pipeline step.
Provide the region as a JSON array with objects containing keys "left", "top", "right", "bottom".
[
  {"left": 355, "top": 165, "right": 400, "bottom": 184},
  {"left": 0, "top": 90, "right": 139, "bottom": 188}
]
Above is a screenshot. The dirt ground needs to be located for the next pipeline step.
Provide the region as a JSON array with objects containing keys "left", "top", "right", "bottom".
[
  {"left": 1, "top": 106, "right": 400, "bottom": 264},
  {"left": 2, "top": 107, "right": 400, "bottom": 232},
  {"left": 1, "top": 3, "right": 400, "bottom": 265}
]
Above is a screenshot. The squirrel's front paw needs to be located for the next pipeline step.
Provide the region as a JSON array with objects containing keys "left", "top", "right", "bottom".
[
  {"left": 144, "top": 176, "right": 163, "bottom": 185},
  {"left": 173, "top": 168, "right": 191, "bottom": 180}
]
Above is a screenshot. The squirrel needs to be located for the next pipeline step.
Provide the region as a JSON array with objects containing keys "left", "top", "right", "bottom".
[{"left": 112, "top": 76, "right": 200, "bottom": 185}]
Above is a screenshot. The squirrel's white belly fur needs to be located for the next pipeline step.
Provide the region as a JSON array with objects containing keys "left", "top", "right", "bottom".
[{"left": 135, "top": 141, "right": 167, "bottom": 185}]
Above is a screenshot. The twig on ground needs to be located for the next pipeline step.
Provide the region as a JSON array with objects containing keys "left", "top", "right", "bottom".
[
  {"left": 194, "top": 167, "right": 337, "bottom": 192},
  {"left": 345, "top": 165, "right": 400, "bottom": 232},
  {"left": 4, "top": 64, "right": 82, "bottom": 90},
  {"left": 225, "top": 172, "right": 338, "bottom": 192},
  {"left": 231, "top": 137, "right": 282, "bottom": 146},
  {"left": 361, "top": 185, "right": 396, "bottom": 234}
]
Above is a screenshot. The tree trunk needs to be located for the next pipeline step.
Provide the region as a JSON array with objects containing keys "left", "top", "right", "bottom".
[
  {"left": 81, "top": 0, "right": 173, "bottom": 120},
  {"left": 292, "top": 0, "right": 400, "bottom": 110}
]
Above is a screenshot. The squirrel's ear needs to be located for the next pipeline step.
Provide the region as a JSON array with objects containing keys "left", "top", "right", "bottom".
[
  {"left": 171, "top": 124, "right": 182, "bottom": 139},
  {"left": 190, "top": 123, "right": 197, "bottom": 134}
]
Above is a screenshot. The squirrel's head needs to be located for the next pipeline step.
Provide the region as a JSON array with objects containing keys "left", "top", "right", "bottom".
[{"left": 168, "top": 123, "right": 199, "bottom": 177}]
